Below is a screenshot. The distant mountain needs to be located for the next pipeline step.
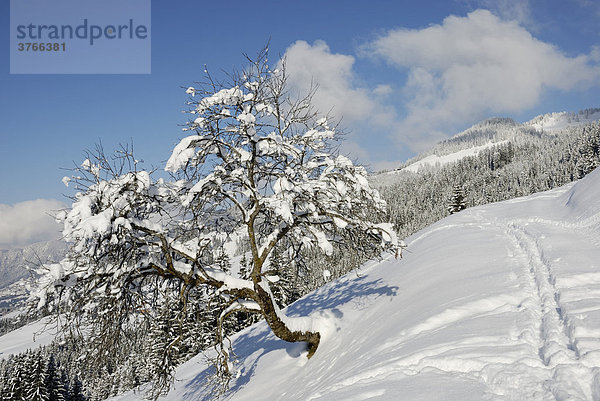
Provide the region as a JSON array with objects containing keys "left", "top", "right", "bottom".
[
  {"left": 0, "top": 279, "right": 29, "bottom": 315},
  {"left": 525, "top": 108, "right": 600, "bottom": 132},
  {"left": 383, "top": 108, "right": 600, "bottom": 175},
  {"left": 0, "top": 239, "right": 67, "bottom": 289},
  {"left": 371, "top": 108, "right": 600, "bottom": 240}
]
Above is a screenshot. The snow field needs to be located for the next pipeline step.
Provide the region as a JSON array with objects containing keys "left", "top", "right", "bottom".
[
  {"left": 400, "top": 140, "right": 510, "bottom": 173},
  {"left": 0, "top": 317, "right": 58, "bottom": 358}
]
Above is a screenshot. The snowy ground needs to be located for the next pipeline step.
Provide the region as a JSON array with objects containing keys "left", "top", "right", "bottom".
[
  {"left": 0, "top": 316, "right": 58, "bottom": 358},
  {"left": 8, "top": 168, "right": 600, "bottom": 400},
  {"left": 525, "top": 110, "right": 600, "bottom": 132},
  {"left": 398, "top": 140, "right": 509, "bottom": 173},
  {"left": 112, "top": 168, "right": 600, "bottom": 400}
]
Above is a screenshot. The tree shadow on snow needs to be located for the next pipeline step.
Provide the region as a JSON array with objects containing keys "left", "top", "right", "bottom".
[
  {"left": 287, "top": 275, "right": 398, "bottom": 316},
  {"left": 181, "top": 275, "right": 398, "bottom": 400}
]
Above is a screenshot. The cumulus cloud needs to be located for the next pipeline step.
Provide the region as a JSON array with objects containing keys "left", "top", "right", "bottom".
[
  {"left": 373, "top": 84, "right": 393, "bottom": 97},
  {"left": 283, "top": 40, "right": 400, "bottom": 129},
  {"left": 363, "top": 9, "right": 600, "bottom": 152},
  {"left": 0, "top": 199, "right": 66, "bottom": 249},
  {"left": 468, "top": 0, "right": 535, "bottom": 29},
  {"left": 282, "top": 40, "right": 400, "bottom": 166},
  {"left": 283, "top": 40, "right": 377, "bottom": 122}
]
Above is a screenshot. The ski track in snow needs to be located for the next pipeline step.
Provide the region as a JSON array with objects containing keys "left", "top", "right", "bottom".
[
  {"left": 336, "top": 207, "right": 600, "bottom": 400},
  {"left": 503, "top": 219, "right": 586, "bottom": 399},
  {"left": 472, "top": 209, "right": 600, "bottom": 400}
]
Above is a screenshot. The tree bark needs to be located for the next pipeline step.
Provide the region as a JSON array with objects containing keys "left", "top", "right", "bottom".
[{"left": 254, "top": 282, "right": 321, "bottom": 358}]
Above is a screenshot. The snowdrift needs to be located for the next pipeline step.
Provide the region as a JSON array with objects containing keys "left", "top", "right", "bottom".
[{"left": 98, "top": 169, "right": 600, "bottom": 399}]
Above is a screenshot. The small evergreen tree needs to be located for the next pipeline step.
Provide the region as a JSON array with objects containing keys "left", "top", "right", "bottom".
[
  {"left": 447, "top": 184, "right": 467, "bottom": 214},
  {"left": 69, "top": 376, "right": 86, "bottom": 401},
  {"left": 0, "top": 358, "right": 14, "bottom": 401},
  {"left": 26, "top": 351, "right": 50, "bottom": 401},
  {"left": 45, "top": 354, "right": 65, "bottom": 401},
  {"left": 12, "top": 351, "right": 32, "bottom": 400},
  {"left": 59, "top": 370, "right": 71, "bottom": 401},
  {"left": 268, "top": 245, "right": 290, "bottom": 308},
  {"left": 239, "top": 252, "right": 251, "bottom": 280},
  {"left": 145, "top": 298, "right": 182, "bottom": 399}
]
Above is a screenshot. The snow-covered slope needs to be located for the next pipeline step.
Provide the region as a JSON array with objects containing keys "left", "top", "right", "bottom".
[
  {"left": 0, "top": 317, "right": 58, "bottom": 358},
  {"left": 111, "top": 168, "right": 600, "bottom": 401},
  {"left": 525, "top": 109, "right": 600, "bottom": 132},
  {"left": 399, "top": 140, "right": 508, "bottom": 173}
]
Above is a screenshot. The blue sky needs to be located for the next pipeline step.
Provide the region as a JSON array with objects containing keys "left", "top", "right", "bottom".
[{"left": 0, "top": 0, "right": 599, "bottom": 247}]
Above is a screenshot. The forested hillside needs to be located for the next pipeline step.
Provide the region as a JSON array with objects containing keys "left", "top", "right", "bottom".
[{"left": 375, "top": 113, "right": 600, "bottom": 239}]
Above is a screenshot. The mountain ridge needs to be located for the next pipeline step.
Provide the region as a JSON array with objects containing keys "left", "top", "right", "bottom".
[
  {"left": 0, "top": 239, "right": 67, "bottom": 290},
  {"left": 388, "top": 107, "right": 600, "bottom": 174}
]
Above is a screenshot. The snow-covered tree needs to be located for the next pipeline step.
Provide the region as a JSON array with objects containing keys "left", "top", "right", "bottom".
[
  {"left": 3, "top": 354, "right": 27, "bottom": 400},
  {"left": 30, "top": 48, "right": 399, "bottom": 393},
  {"left": 69, "top": 376, "right": 86, "bottom": 401},
  {"left": 26, "top": 351, "right": 50, "bottom": 401},
  {"left": 447, "top": 184, "right": 467, "bottom": 214},
  {"left": 44, "top": 355, "right": 65, "bottom": 401},
  {"left": 145, "top": 298, "right": 182, "bottom": 399},
  {"left": 577, "top": 122, "right": 600, "bottom": 177}
]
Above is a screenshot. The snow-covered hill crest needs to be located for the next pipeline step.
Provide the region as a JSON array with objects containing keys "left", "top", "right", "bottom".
[
  {"left": 381, "top": 108, "right": 600, "bottom": 175},
  {"left": 108, "top": 168, "right": 600, "bottom": 400},
  {"left": 396, "top": 140, "right": 509, "bottom": 173},
  {"left": 525, "top": 108, "right": 600, "bottom": 132}
]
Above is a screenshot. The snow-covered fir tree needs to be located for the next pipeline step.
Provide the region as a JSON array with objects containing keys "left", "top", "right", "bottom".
[
  {"left": 0, "top": 348, "right": 74, "bottom": 401},
  {"left": 44, "top": 355, "right": 65, "bottom": 401},
  {"left": 27, "top": 351, "right": 50, "bottom": 401},
  {"left": 69, "top": 376, "right": 86, "bottom": 401},
  {"left": 447, "top": 184, "right": 467, "bottom": 214},
  {"left": 576, "top": 122, "right": 600, "bottom": 177},
  {"left": 145, "top": 297, "right": 182, "bottom": 399}
]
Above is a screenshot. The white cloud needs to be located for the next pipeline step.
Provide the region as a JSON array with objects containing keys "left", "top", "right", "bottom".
[
  {"left": 282, "top": 40, "right": 400, "bottom": 128},
  {"left": 373, "top": 84, "right": 393, "bottom": 97},
  {"left": 469, "top": 0, "right": 534, "bottom": 29},
  {"left": 281, "top": 40, "right": 400, "bottom": 166},
  {"left": 363, "top": 9, "right": 600, "bottom": 152},
  {"left": 0, "top": 199, "right": 66, "bottom": 249},
  {"left": 283, "top": 40, "right": 375, "bottom": 122}
]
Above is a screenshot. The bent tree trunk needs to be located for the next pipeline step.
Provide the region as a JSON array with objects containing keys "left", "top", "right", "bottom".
[{"left": 254, "top": 282, "right": 321, "bottom": 358}]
